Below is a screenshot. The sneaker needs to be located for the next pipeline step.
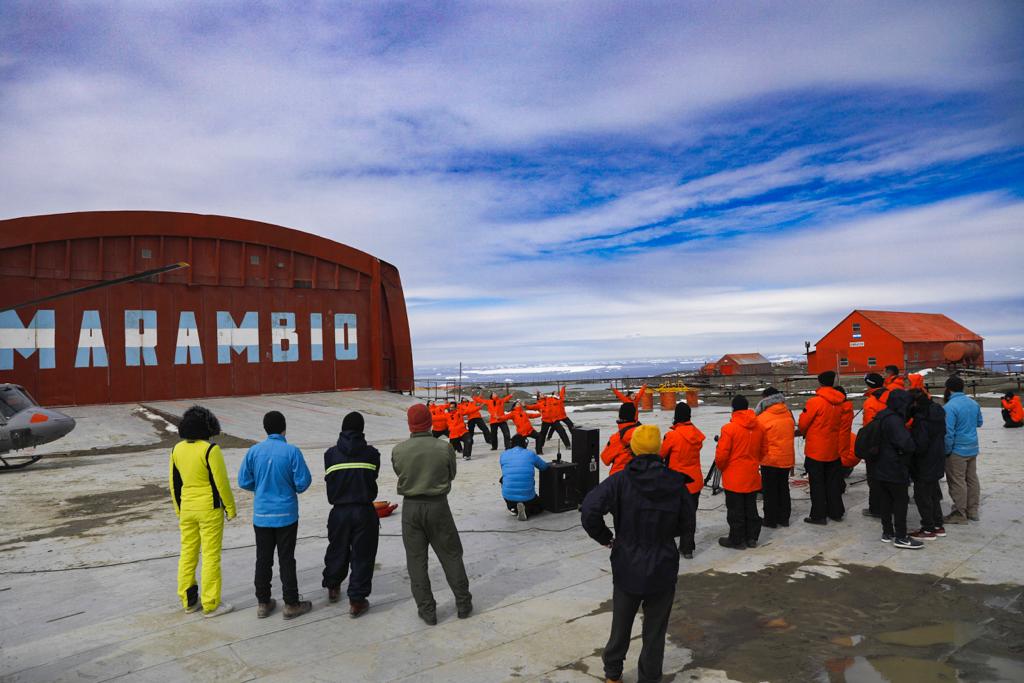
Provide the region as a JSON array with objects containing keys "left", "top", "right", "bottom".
[
  {"left": 894, "top": 536, "right": 924, "bottom": 549},
  {"left": 203, "top": 602, "right": 234, "bottom": 618},
  {"left": 718, "top": 536, "right": 745, "bottom": 550},
  {"left": 283, "top": 600, "right": 312, "bottom": 620},
  {"left": 257, "top": 599, "right": 277, "bottom": 618},
  {"left": 419, "top": 608, "right": 437, "bottom": 626},
  {"left": 909, "top": 529, "right": 937, "bottom": 541},
  {"left": 682, "top": 551, "right": 693, "bottom": 559},
  {"left": 804, "top": 517, "right": 827, "bottom": 526},
  {"left": 933, "top": 526, "right": 947, "bottom": 537},
  {"left": 516, "top": 502, "right": 527, "bottom": 522},
  {"left": 829, "top": 515, "right": 844, "bottom": 522},
  {"left": 968, "top": 513, "right": 980, "bottom": 521},
  {"left": 881, "top": 533, "right": 894, "bottom": 543},
  {"left": 327, "top": 587, "right": 340, "bottom": 603},
  {"left": 349, "top": 599, "right": 369, "bottom": 619},
  {"left": 862, "top": 508, "right": 881, "bottom": 518},
  {"left": 944, "top": 511, "right": 968, "bottom": 525}
]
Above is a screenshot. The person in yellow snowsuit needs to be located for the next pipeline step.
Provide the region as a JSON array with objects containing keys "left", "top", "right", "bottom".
[{"left": 169, "top": 405, "right": 236, "bottom": 617}]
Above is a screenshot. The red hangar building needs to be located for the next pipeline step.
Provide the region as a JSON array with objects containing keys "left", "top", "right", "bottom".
[
  {"left": 806, "top": 309, "right": 984, "bottom": 376},
  {"left": 0, "top": 211, "right": 414, "bottom": 405}
]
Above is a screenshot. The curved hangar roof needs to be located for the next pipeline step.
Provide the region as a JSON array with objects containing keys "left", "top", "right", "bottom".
[{"left": 0, "top": 211, "right": 414, "bottom": 405}]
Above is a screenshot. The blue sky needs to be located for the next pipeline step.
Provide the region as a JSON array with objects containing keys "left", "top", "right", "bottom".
[{"left": 2, "top": 1, "right": 1022, "bottom": 366}]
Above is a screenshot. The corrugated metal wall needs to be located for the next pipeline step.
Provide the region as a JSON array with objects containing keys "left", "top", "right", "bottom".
[{"left": 0, "top": 212, "right": 414, "bottom": 405}]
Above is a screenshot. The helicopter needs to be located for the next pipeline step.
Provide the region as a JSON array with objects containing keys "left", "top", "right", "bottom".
[{"left": 0, "top": 261, "right": 189, "bottom": 471}]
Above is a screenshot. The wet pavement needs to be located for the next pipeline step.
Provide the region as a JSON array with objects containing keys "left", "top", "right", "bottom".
[{"left": 1, "top": 393, "right": 1023, "bottom": 682}]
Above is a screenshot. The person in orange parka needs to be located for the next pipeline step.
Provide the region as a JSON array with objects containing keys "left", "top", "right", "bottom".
[
  {"left": 797, "top": 371, "right": 846, "bottom": 525},
  {"left": 528, "top": 392, "right": 570, "bottom": 455},
  {"left": 836, "top": 385, "right": 857, "bottom": 473},
  {"left": 446, "top": 402, "right": 472, "bottom": 460},
  {"left": 755, "top": 387, "right": 795, "bottom": 528},
  {"left": 551, "top": 385, "right": 575, "bottom": 433},
  {"left": 659, "top": 402, "right": 704, "bottom": 558},
  {"left": 907, "top": 373, "right": 930, "bottom": 397},
  {"left": 1002, "top": 391, "right": 1024, "bottom": 428},
  {"left": 861, "top": 373, "right": 889, "bottom": 518},
  {"left": 428, "top": 400, "right": 450, "bottom": 439},
  {"left": 459, "top": 397, "right": 492, "bottom": 447},
  {"left": 716, "top": 395, "right": 765, "bottom": 549},
  {"left": 506, "top": 401, "right": 542, "bottom": 450},
  {"left": 611, "top": 384, "right": 648, "bottom": 412},
  {"left": 601, "top": 402, "right": 640, "bottom": 476},
  {"left": 476, "top": 392, "right": 513, "bottom": 450},
  {"left": 883, "top": 365, "right": 906, "bottom": 391}
]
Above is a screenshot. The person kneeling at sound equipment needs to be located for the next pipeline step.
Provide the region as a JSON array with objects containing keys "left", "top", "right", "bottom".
[
  {"left": 581, "top": 425, "right": 692, "bottom": 683},
  {"left": 499, "top": 434, "right": 550, "bottom": 521}
]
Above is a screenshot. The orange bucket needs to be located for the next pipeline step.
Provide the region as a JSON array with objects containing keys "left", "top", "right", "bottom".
[
  {"left": 640, "top": 392, "right": 654, "bottom": 411},
  {"left": 659, "top": 391, "right": 676, "bottom": 410},
  {"left": 685, "top": 389, "right": 699, "bottom": 407}
]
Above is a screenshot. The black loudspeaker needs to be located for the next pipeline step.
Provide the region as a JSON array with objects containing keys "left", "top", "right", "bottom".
[
  {"left": 571, "top": 427, "right": 600, "bottom": 500},
  {"left": 540, "top": 460, "right": 578, "bottom": 513}
]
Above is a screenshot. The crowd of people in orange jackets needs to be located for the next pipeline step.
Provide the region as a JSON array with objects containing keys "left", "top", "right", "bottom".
[
  {"left": 426, "top": 387, "right": 575, "bottom": 460},
  {"left": 599, "top": 364, "right": 974, "bottom": 556}
]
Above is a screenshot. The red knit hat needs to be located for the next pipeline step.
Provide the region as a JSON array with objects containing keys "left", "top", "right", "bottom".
[{"left": 407, "top": 404, "right": 432, "bottom": 433}]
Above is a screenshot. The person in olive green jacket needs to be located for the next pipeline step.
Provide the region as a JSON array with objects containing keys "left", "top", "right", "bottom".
[
  {"left": 391, "top": 404, "right": 472, "bottom": 625},
  {"left": 170, "top": 405, "right": 236, "bottom": 617}
]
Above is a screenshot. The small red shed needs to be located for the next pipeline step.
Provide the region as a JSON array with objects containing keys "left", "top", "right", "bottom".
[
  {"left": 806, "top": 310, "right": 984, "bottom": 375},
  {"left": 714, "top": 353, "right": 772, "bottom": 376}
]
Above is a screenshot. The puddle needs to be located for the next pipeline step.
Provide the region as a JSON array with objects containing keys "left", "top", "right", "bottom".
[{"left": 562, "top": 559, "right": 1024, "bottom": 682}]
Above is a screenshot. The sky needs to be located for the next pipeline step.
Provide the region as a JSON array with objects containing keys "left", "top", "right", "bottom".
[{"left": 2, "top": 1, "right": 1022, "bottom": 368}]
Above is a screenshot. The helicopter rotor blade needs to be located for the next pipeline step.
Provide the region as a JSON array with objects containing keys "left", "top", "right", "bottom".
[{"left": 0, "top": 262, "right": 191, "bottom": 313}]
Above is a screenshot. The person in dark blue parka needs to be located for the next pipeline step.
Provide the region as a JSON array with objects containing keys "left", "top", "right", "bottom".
[
  {"left": 499, "top": 434, "right": 549, "bottom": 520},
  {"left": 581, "top": 424, "right": 693, "bottom": 683}
]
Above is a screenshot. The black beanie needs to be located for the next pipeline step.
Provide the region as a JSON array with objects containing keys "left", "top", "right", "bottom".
[
  {"left": 945, "top": 375, "right": 965, "bottom": 393},
  {"left": 618, "top": 402, "right": 637, "bottom": 422},
  {"left": 342, "top": 411, "right": 364, "bottom": 433},
  {"left": 263, "top": 410, "right": 286, "bottom": 435},
  {"left": 762, "top": 387, "right": 780, "bottom": 397},
  {"left": 673, "top": 402, "right": 691, "bottom": 423},
  {"left": 817, "top": 371, "right": 837, "bottom": 386},
  {"left": 836, "top": 385, "right": 847, "bottom": 396},
  {"left": 731, "top": 395, "right": 749, "bottom": 411},
  {"left": 864, "top": 373, "right": 884, "bottom": 389}
]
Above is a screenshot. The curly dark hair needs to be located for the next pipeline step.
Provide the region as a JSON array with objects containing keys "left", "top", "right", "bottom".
[{"left": 178, "top": 405, "right": 221, "bottom": 440}]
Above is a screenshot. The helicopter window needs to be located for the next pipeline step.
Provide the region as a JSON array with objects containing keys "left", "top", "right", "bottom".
[{"left": 0, "top": 388, "right": 34, "bottom": 416}]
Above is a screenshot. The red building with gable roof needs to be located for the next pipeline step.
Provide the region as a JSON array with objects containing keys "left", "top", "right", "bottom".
[{"left": 806, "top": 310, "right": 984, "bottom": 375}]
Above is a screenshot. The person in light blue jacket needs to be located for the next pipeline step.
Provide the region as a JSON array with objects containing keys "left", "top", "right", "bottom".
[
  {"left": 238, "top": 411, "right": 313, "bottom": 619},
  {"left": 500, "top": 434, "right": 550, "bottom": 521},
  {"left": 942, "top": 376, "right": 983, "bottom": 525}
]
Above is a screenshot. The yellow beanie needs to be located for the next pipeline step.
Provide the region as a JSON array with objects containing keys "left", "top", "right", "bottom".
[{"left": 629, "top": 424, "right": 661, "bottom": 456}]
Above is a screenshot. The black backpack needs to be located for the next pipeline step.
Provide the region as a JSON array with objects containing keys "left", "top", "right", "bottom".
[{"left": 855, "top": 418, "right": 884, "bottom": 463}]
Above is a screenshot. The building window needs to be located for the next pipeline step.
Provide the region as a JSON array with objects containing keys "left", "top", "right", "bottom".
[
  {"left": 867, "top": 357, "right": 876, "bottom": 366},
  {"left": 140, "top": 248, "right": 152, "bottom": 259},
  {"left": 840, "top": 358, "right": 849, "bottom": 367},
  {"left": 250, "top": 254, "right": 260, "bottom": 265},
  {"left": 852, "top": 323, "right": 861, "bottom": 339}
]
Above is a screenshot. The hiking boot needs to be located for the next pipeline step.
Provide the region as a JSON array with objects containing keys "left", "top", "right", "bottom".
[
  {"left": 257, "top": 599, "right": 277, "bottom": 618},
  {"left": 944, "top": 511, "right": 968, "bottom": 525},
  {"left": 349, "top": 599, "right": 369, "bottom": 619},
  {"left": 682, "top": 551, "right": 693, "bottom": 559},
  {"left": 803, "top": 517, "right": 827, "bottom": 526},
  {"left": 909, "top": 529, "right": 937, "bottom": 541},
  {"left": 763, "top": 521, "right": 778, "bottom": 529},
  {"left": 283, "top": 600, "right": 312, "bottom": 620},
  {"left": 746, "top": 539, "right": 758, "bottom": 548},
  {"left": 778, "top": 520, "right": 790, "bottom": 527},
  {"left": 933, "top": 526, "right": 947, "bottom": 537},
  {"left": 829, "top": 515, "right": 844, "bottom": 522},
  {"left": 184, "top": 587, "right": 201, "bottom": 614},
  {"left": 418, "top": 608, "right": 437, "bottom": 626},
  {"left": 862, "top": 508, "right": 880, "bottom": 518},
  {"left": 968, "top": 513, "right": 980, "bottom": 521},
  {"left": 881, "top": 533, "right": 894, "bottom": 543},
  {"left": 457, "top": 602, "right": 473, "bottom": 619},
  {"left": 894, "top": 536, "right": 924, "bottom": 549},
  {"left": 718, "top": 536, "right": 745, "bottom": 550},
  {"left": 327, "top": 586, "right": 340, "bottom": 603},
  {"left": 203, "top": 602, "right": 234, "bottom": 618},
  {"left": 516, "top": 502, "right": 527, "bottom": 522}
]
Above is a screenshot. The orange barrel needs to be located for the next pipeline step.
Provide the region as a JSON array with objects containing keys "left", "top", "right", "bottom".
[
  {"left": 659, "top": 391, "right": 676, "bottom": 410},
  {"left": 640, "top": 392, "right": 654, "bottom": 411},
  {"left": 685, "top": 389, "right": 699, "bottom": 407}
]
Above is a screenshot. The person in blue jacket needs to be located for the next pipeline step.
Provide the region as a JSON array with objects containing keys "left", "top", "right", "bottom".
[
  {"left": 942, "top": 376, "right": 983, "bottom": 525},
  {"left": 499, "top": 434, "right": 549, "bottom": 521},
  {"left": 238, "top": 411, "right": 313, "bottom": 620}
]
